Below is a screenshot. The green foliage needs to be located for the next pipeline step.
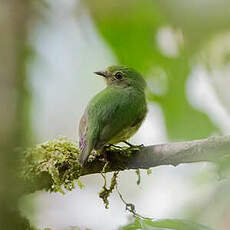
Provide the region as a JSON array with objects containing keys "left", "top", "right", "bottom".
[
  {"left": 121, "top": 218, "right": 214, "bottom": 230},
  {"left": 0, "top": 208, "right": 39, "bottom": 230},
  {"left": 85, "top": 0, "right": 219, "bottom": 140}
]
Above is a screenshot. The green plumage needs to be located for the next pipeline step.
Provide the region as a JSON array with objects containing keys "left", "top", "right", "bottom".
[{"left": 78, "top": 66, "right": 147, "bottom": 165}]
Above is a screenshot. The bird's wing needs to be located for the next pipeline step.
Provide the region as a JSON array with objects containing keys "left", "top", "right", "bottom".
[
  {"left": 78, "top": 111, "right": 87, "bottom": 151},
  {"left": 78, "top": 88, "right": 122, "bottom": 165},
  {"left": 78, "top": 109, "right": 99, "bottom": 165},
  {"left": 94, "top": 88, "right": 146, "bottom": 148}
]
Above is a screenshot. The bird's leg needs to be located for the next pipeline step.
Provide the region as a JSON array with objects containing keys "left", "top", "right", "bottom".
[
  {"left": 104, "top": 144, "right": 122, "bottom": 149},
  {"left": 98, "top": 146, "right": 109, "bottom": 163},
  {"left": 122, "top": 140, "right": 144, "bottom": 149},
  {"left": 98, "top": 144, "right": 119, "bottom": 162}
]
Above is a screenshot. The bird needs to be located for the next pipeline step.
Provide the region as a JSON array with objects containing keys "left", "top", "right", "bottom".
[{"left": 78, "top": 65, "right": 147, "bottom": 166}]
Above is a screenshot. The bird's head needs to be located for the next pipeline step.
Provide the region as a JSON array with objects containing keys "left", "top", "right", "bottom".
[{"left": 94, "top": 65, "right": 146, "bottom": 91}]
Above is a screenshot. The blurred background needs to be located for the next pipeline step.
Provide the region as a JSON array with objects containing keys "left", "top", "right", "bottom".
[{"left": 1, "top": 0, "right": 230, "bottom": 229}]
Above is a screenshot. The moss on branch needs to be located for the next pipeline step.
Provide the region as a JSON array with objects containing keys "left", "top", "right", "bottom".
[{"left": 21, "top": 137, "right": 138, "bottom": 194}]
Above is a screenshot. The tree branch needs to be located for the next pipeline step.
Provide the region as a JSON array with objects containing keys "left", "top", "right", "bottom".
[{"left": 22, "top": 135, "right": 230, "bottom": 193}]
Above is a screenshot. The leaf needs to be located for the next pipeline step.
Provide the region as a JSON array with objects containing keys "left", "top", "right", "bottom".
[
  {"left": 121, "top": 218, "right": 141, "bottom": 230},
  {"left": 121, "top": 218, "right": 215, "bottom": 230},
  {"left": 140, "top": 218, "right": 214, "bottom": 230}
]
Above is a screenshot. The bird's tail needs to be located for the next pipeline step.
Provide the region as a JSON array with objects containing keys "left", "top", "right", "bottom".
[{"left": 78, "top": 142, "right": 93, "bottom": 166}]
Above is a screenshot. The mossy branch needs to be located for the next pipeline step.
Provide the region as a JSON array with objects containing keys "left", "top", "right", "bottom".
[{"left": 21, "top": 135, "right": 230, "bottom": 194}]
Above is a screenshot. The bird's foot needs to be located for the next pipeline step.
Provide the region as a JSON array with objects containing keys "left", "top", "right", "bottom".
[
  {"left": 98, "top": 147, "right": 109, "bottom": 163},
  {"left": 104, "top": 144, "right": 122, "bottom": 150},
  {"left": 111, "top": 144, "right": 122, "bottom": 148},
  {"left": 122, "top": 141, "right": 144, "bottom": 149}
]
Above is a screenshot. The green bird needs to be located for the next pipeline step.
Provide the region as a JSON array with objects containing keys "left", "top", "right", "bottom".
[{"left": 78, "top": 65, "right": 147, "bottom": 166}]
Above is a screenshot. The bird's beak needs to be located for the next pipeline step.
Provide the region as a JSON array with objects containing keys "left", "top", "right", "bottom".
[{"left": 94, "top": 71, "right": 108, "bottom": 78}]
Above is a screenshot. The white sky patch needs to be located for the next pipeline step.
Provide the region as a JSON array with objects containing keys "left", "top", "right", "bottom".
[
  {"left": 210, "top": 67, "right": 230, "bottom": 114},
  {"left": 132, "top": 103, "right": 168, "bottom": 145},
  {"left": 156, "top": 27, "right": 180, "bottom": 57},
  {"left": 146, "top": 67, "right": 168, "bottom": 96},
  {"left": 186, "top": 65, "right": 230, "bottom": 133}
]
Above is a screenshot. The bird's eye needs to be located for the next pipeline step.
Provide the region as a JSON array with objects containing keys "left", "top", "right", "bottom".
[{"left": 115, "top": 72, "right": 123, "bottom": 80}]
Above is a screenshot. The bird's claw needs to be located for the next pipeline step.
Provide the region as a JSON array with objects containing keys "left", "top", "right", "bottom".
[
  {"left": 104, "top": 144, "right": 122, "bottom": 150},
  {"left": 122, "top": 141, "right": 144, "bottom": 149}
]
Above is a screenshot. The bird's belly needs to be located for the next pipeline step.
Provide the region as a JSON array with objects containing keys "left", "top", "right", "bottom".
[{"left": 109, "top": 122, "right": 141, "bottom": 144}]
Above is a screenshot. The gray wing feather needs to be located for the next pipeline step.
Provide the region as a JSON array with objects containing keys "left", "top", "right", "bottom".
[
  {"left": 78, "top": 110, "right": 99, "bottom": 166},
  {"left": 78, "top": 111, "right": 93, "bottom": 165}
]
